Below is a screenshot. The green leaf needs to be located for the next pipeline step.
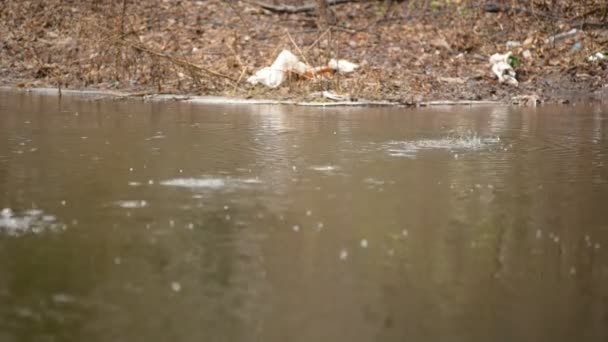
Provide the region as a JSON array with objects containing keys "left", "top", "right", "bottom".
[{"left": 508, "top": 55, "right": 521, "bottom": 67}]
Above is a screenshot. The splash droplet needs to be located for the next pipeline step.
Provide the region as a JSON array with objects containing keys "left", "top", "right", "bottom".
[{"left": 339, "top": 249, "right": 348, "bottom": 260}]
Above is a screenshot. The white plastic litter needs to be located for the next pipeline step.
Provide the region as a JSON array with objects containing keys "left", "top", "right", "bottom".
[
  {"left": 247, "top": 50, "right": 359, "bottom": 88},
  {"left": 489, "top": 52, "right": 518, "bottom": 86},
  {"left": 328, "top": 58, "right": 359, "bottom": 73},
  {"left": 505, "top": 41, "right": 521, "bottom": 49},
  {"left": 588, "top": 52, "right": 607, "bottom": 62}
]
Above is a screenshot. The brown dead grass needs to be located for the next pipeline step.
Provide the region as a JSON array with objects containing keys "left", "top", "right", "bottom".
[{"left": 1, "top": 0, "right": 606, "bottom": 103}]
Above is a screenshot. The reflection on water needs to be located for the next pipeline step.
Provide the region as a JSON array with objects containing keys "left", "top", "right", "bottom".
[{"left": 1, "top": 91, "right": 608, "bottom": 342}]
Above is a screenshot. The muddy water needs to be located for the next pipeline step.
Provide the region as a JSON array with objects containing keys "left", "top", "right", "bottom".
[{"left": 1, "top": 91, "right": 607, "bottom": 342}]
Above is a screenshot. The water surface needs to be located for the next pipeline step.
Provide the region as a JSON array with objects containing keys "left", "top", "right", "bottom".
[{"left": 1, "top": 92, "right": 607, "bottom": 342}]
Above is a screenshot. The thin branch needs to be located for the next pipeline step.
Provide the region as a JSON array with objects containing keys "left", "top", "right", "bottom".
[
  {"left": 115, "top": 39, "right": 237, "bottom": 83},
  {"left": 304, "top": 27, "right": 331, "bottom": 53},
  {"left": 285, "top": 30, "right": 311, "bottom": 67},
  {"left": 251, "top": 0, "right": 356, "bottom": 14}
]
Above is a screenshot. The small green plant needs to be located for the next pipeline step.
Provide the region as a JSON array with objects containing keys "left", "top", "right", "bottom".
[
  {"left": 430, "top": 1, "right": 444, "bottom": 10},
  {"left": 508, "top": 55, "right": 521, "bottom": 67}
]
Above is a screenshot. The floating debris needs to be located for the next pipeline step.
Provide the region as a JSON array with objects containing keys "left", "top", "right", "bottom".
[
  {"left": 292, "top": 225, "right": 300, "bottom": 232},
  {"left": 360, "top": 239, "right": 369, "bottom": 248}
]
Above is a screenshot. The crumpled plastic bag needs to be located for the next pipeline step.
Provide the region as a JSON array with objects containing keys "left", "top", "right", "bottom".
[
  {"left": 328, "top": 59, "right": 359, "bottom": 73},
  {"left": 247, "top": 50, "right": 359, "bottom": 88},
  {"left": 588, "top": 52, "right": 607, "bottom": 62},
  {"left": 489, "top": 52, "right": 518, "bottom": 86}
]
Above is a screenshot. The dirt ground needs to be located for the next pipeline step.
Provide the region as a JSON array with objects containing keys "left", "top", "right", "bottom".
[{"left": 1, "top": 0, "right": 607, "bottom": 104}]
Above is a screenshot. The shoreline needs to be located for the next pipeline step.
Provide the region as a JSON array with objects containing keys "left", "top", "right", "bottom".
[
  {"left": 0, "top": 86, "right": 574, "bottom": 108},
  {"left": 2, "top": 1, "right": 606, "bottom": 109}
]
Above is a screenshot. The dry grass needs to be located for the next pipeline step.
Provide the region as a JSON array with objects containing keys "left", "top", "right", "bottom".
[{"left": 0, "top": 0, "right": 606, "bottom": 102}]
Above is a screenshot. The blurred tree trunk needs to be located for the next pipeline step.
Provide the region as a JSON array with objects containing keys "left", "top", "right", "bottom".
[{"left": 316, "top": 0, "right": 331, "bottom": 30}]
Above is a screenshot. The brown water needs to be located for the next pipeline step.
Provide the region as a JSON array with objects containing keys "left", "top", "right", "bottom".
[{"left": 1, "top": 91, "right": 608, "bottom": 342}]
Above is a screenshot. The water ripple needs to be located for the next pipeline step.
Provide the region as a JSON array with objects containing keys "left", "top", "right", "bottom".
[
  {"left": 0, "top": 208, "right": 65, "bottom": 236},
  {"left": 385, "top": 133, "right": 500, "bottom": 158}
]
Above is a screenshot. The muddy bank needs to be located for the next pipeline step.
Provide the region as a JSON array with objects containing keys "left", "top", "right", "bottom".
[
  {"left": 1, "top": 1, "right": 607, "bottom": 105},
  {"left": 1, "top": 87, "right": 509, "bottom": 107}
]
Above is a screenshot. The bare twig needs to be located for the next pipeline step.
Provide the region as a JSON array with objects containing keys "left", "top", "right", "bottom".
[
  {"left": 233, "top": 66, "right": 248, "bottom": 93},
  {"left": 285, "top": 30, "right": 311, "bottom": 68},
  {"left": 250, "top": 0, "right": 356, "bottom": 14},
  {"left": 120, "top": 0, "right": 127, "bottom": 38},
  {"left": 304, "top": 27, "right": 331, "bottom": 53},
  {"left": 115, "top": 39, "right": 237, "bottom": 83}
]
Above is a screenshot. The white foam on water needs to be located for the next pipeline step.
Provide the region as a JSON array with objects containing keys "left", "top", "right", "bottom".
[
  {"left": 115, "top": 200, "right": 148, "bottom": 209},
  {"left": 385, "top": 133, "right": 500, "bottom": 157},
  {"left": 339, "top": 249, "right": 348, "bottom": 260},
  {"left": 160, "top": 178, "right": 226, "bottom": 189},
  {"left": 310, "top": 165, "right": 339, "bottom": 172},
  {"left": 239, "top": 178, "right": 263, "bottom": 184},
  {"left": 160, "top": 177, "right": 263, "bottom": 190},
  {"left": 0, "top": 208, "right": 65, "bottom": 236},
  {"left": 146, "top": 134, "right": 166, "bottom": 140},
  {"left": 364, "top": 178, "right": 385, "bottom": 186}
]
